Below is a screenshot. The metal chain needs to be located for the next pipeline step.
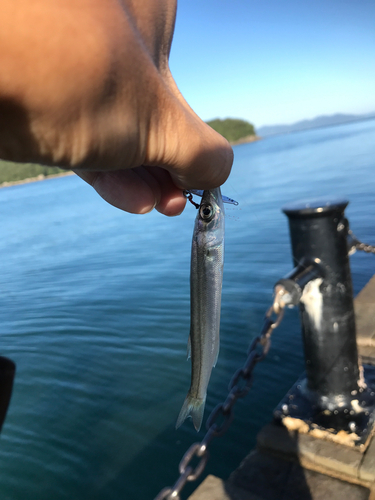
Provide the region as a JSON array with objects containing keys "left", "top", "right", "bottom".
[
  {"left": 348, "top": 229, "right": 375, "bottom": 254},
  {"left": 153, "top": 288, "right": 286, "bottom": 500}
]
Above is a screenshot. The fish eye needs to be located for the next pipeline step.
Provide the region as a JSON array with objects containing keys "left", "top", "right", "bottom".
[{"left": 199, "top": 204, "right": 214, "bottom": 221}]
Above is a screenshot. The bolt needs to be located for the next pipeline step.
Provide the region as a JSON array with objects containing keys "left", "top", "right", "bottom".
[{"left": 349, "top": 421, "right": 357, "bottom": 433}]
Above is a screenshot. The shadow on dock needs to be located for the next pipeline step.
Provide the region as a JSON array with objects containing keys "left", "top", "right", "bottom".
[
  {"left": 224, "top": 430, "right": 314, "bottom": 500},
  {"left": 189, "top": 419, "right": 371, "bottom": 499}
]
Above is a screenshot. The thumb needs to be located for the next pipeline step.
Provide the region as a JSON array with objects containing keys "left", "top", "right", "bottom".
[{"left": 145, "top": 77, "right": 234, "bottom": 190}]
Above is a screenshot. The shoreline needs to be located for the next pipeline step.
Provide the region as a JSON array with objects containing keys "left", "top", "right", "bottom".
[
  {"left": 0, "top": 171, "right": 74, "bottom": 189},
  {"left": 229, "top": 134, "right": 261, "bottom": 146}
]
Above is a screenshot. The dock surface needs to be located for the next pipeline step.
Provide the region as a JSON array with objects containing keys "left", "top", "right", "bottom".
[{"left": 188, "top": 276, "right": 375, "bottom": 500}]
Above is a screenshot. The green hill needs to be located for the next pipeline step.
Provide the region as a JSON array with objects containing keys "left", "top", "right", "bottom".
[
  {"left": 0, "top": 160, "right": 65, "bottom": 184},
  {"left": 206, "top": 118, "right": 256, "bottom": 143}
]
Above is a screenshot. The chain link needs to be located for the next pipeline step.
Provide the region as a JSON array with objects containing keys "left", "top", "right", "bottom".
[
  {"left": 153, "top": 293, "right": 285, "bottom": 500},
  {"left": 348, "top": 229, "right": 375, "bottom": 255}
]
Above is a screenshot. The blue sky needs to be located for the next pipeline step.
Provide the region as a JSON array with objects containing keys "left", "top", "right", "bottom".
[{"left": 169, "top": 0, "right": 375, "bottom": 129}]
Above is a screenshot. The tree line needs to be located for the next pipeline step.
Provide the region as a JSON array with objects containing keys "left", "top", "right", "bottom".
[
  {"left": 0, "top": 161, "right": 63, "bottom": 184},
  {"left": 206, "top": 118, "right": 256, "bottom": 143}
]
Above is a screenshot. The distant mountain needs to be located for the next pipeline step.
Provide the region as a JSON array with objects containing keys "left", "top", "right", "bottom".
[{"left": 257, "top": 112, "right": 375, "bottom": 137}]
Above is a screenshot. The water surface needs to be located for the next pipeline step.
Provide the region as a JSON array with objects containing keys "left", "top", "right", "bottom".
[{"left": 1, "top": 119, "right": 375, "bottom": 499}]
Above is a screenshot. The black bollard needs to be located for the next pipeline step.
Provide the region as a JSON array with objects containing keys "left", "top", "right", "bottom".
[
  {"left": 285, "top": 199, "right": 359, "bottom": 406},
  {"left": 274, "top": 199, "right": 375, "bottom": 447}
]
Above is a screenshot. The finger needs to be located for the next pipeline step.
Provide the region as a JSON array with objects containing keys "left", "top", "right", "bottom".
[
  {"left": 146, "top": 73, "right": 234, "bottom": 190},
  {"left": 73, "top": 166, "right": 186, "bottom": 216},
  {"left": 143, "top": 166, "right": 186, "bottom": 216},
  {"left": 168, "top": 114, "right": 234, "bottom": 190},
  {"left": 73, "top": 167, "right": 159, "bottom": 214}
]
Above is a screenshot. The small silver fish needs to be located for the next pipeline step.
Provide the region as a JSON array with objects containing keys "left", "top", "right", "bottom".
[{"left": 176, "top": 188, "right": 225, "bottom": 431}]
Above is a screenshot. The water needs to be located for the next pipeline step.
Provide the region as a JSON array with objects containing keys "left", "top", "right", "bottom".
[{"left": 1, "top": 119, "right": 375, "bottom": 500}]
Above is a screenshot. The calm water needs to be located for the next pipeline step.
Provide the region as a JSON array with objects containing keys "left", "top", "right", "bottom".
[{"left": 1, "top": 119, "right": 375, "bottom": 500}]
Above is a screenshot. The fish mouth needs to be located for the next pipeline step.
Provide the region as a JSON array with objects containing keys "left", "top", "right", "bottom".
[{"left": 201, "top": 188, "right": 221, "bottom": 207}]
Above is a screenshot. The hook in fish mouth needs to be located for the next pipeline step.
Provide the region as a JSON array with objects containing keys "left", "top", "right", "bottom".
[
  {"left": 183, "top": 190, "right": 238, "bottom": 208},
  {"left": 183, "top": 190, "right": 200, "bottom": 209}
]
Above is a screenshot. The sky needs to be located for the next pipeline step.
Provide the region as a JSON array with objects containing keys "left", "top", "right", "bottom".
[{"left": 169, "top": 0, "right": 375, "bottom": 129}]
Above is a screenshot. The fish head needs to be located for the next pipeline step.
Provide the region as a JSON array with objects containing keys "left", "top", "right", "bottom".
[{"left": 196, "top": 188, "right": 225, "bottom": 236}]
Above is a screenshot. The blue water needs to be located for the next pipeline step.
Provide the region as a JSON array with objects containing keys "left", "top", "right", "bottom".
[{"left": 1, "top": 119, "right": 375, "bottom": 500}]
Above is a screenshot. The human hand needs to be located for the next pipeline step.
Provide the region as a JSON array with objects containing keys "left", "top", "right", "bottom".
[{"left": 0, "top": 0, "right": 233, "bottom": 215}]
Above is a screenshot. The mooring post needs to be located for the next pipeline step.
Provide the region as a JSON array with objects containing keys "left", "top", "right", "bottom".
[
  {"left": 274, "top": 199, "right": 375, "bottom": 445},
  {"left": 285, "top": 200, "right": 359, "bottom": 406}
]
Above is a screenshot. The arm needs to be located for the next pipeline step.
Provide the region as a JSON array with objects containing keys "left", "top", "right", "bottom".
[{"left": 0, "top": 0, "right": 233, "bottom": 215}]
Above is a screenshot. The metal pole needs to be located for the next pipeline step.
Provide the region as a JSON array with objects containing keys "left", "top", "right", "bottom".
[
  {"left": 283, "top": 199, "right": 359, "bottom": 409},
  {"left": 274, "top": 199, "right": 375, "bottom": 445}
]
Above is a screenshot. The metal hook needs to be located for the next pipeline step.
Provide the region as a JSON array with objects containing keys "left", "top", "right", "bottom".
[
  {"left": 185, "top": 189, "right": 238, "bottom": 206},
  {"left": 183, "top": 189, "right": 239, "bottom": 209},
  {"left": 183, "top": 190, "right": 200, "bottom": 209}
]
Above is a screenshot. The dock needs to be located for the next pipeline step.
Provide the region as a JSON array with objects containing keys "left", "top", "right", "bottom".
[{"left": 188, "top": 276, "right": 375, "bottom": 500}]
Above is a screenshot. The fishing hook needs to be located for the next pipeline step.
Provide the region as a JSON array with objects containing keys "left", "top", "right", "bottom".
[
  {"left": 183, "top": 190, "right": 200, "bottom": 209},
  {"left": 184, "top": 189, "right": 239, "bottom": 207}
]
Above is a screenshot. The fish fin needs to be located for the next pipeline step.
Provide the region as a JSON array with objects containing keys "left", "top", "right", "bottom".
[
  {"left": 187, "top": 335, "right": 191, "bottom": 360},
  {"left": 176, "top": 393, "right": 206, "bottom": 432}
]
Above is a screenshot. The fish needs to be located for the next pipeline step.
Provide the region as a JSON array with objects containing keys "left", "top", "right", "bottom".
[{"left": 176, "top": 188, "right": 225, "bottom": 432}]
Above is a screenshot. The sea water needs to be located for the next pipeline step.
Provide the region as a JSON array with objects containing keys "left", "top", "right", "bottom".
[{"left": 0, "top": 119, "right": 375, "bottom": 500}]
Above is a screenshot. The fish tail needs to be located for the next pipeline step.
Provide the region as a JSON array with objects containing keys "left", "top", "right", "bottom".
[{"left": 176, "top": 393, "right": 206, "bottom": 432}]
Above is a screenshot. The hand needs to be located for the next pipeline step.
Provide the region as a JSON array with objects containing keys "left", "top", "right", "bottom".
[{"left": 0, "top": 0, "right": 233, "bottom": 215}]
